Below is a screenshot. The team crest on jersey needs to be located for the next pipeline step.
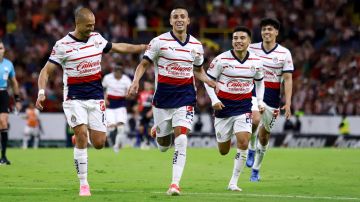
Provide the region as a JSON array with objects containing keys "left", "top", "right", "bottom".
[
  {"left": 250, "top": 65, "right": 256, "bottom": 72},
  {"left": 71, "top": 115, "right": 76, "bottom": 123},
  {"left": 190, "top": 49, "right": 197, "bottom": 57},
  {"left": 94, "top": 41, "right": 99, "bottom": 48},
  {"left": 273, "top": 57, "right": 279, "bottom": 63}
]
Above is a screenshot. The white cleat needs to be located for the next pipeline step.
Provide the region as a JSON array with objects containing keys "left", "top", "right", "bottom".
[{"left": 227, "top": 184, "right": 242, "bottom": 192}]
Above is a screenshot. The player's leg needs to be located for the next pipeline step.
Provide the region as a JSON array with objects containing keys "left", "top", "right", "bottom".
[
  {"left": 0, "top": 91, "right": 11, "bottom": 164},
  {"left": 214, "top": 117, "right": 234, "bottom": 155},
  {"left": 22, "top": 126, "right": 30, "bottom": 149},
  {"left": 166, "top": 106, "right": 194, "bottom": 195},
  {"left": 63, "top": 100, "right": 92, "bottom": 196},
  {"left": 114, "top": 123, "right": 125, "bottom": 152},
  {"left": 152, "top": 107, "right": 173, "bottom": 152},
  {"left": 32, "top": 127, "right": 40, "bottom": 149},
  {"left": 113, "top": 107, "right": 127, "bottom": 152},
  {"left": 0, "top": 113, "right": 10, "bottom": 164},
  {"left": 105, "top": 108, "right": 116, "bottom": 148},
  {"left": 246, "top": 110, "right": 260, "bottom": 167},
  {"left": 228, "top": 113, "right": 252, "bottom": 191},
  {"left": 251, "top": 107, "right": 278, "bottom": 182}
]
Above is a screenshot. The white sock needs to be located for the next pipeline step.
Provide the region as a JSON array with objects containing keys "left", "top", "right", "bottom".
[
  {"left": 22, "top": 135, "right": 29, "bottom": 149},
  {"left": 229, "top": 149, "right": 247, "bottom": 186},
  {"left": 171, "top": 134, "right": 187, "bottom": 186},
  {"left": 248, "top": 132, "right": 257, "bottom": 150},
  {"left": 114, "top": 125, "right": 125, "bottom": 148},
  {"left": 74, "top": 148, "right": 89, "bottom": 186},
  {"left": 33, "top": 136, "right": 39, "bottom": 149},
  {"left": 252, "top": 141, "right": 268, "bottom": 170}
]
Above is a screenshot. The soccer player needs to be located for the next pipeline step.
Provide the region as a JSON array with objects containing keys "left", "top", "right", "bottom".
[
  {"left": 22, "top": 102, "right": 42, "bottom": 149},
  {"left": 246, "top": 18, "right": 294, "bottom": 181},
  {"left": 102, "top": 63, "right": 131, "bottom": 153},
  {"left": 35, "top": 8, "right": 147, "bottom": 196},
  {"left": 204, "top": 26, "right": 265, "bottom": 191},
  {"left": 0, "top": 39, "right": 22, "bottom": 165},
  {"left": 127, "top": 6, "right": 216, "bottom": 195}
]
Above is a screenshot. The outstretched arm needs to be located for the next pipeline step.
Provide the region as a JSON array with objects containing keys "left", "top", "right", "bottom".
[
  {"left": 127, "top": 59, "right": 152, "bottom": 96},
  {"left": 193, "top": 66, "right": 216, "bottom": 88},
  {"left": 282, "top": 72, "right": 293, "bottom": 119},
  {"left": 110, "top": 43, "right": 147, "bottom": 54},
  {"left": 36, "top": 62, "right": 58, "bottom": 110}
]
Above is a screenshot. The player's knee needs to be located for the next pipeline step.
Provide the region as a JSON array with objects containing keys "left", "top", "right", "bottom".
[
  {"left": 158, "top": 144, "right": 171, "bottom": 152},
  {"left": 252, "top": 117, "right": 260, "bottom": 127},
  {"left": 156, "top": 136, "right": 171, "bottom": 146},
  {"left": 92, "top": 136, "right": 106, "bottom": 150}
]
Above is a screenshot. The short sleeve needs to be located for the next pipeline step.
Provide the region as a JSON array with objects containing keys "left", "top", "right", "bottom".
[
  {"left": 283, "top": 50, "right": 294, "bottom": 73},
  {"left": 143, "top": 38, "right": 160, "bottom": 63},
  {"left": 49, "top": 42, "right": 65, "bottom": 66},
  {"left": 206, "top": 57, "right": 223, "bottom": 80},
  {"left": 254, "top": 60, "right": 264, "bottom": 81},
  {"left": 102, "top": 75, "right": 109, "bottom": 88},
  {"left": 8, "top": 61, "right": 15, "bottom": 78},
  {"left": 193, "top": 45, "right": 204, "bottom": 67},
  {"left": 97, "top": 34, "right": 111, "bottom": 53}
]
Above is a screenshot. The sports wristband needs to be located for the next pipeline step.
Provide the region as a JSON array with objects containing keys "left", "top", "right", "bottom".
[{"left": 38, "top": 89, "right": 45, "bottom": 96}]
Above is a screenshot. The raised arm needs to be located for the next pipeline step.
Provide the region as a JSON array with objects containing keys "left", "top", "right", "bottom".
[
  {"left": 36, "top": 62, "right": 58, "bottom": 110},
  {"left": 127, "top": 59, "right": 152, "bottom": 96},
  {"left": 110, "top": 43, "right": 147, "bottom": 54}
]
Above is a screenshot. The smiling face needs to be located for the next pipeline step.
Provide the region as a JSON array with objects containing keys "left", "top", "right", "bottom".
[
  {"left": 75, "top": 10, "right": 95, "bottom": 39},
  {"left": 170, "top": 8, "right": 190, "bottom": 34},
  {"left": 261, "top": 25, "right": 278, "bottom": 43},
  {"left": 232, "top": 31, "right": 251, "bottom": 52}
]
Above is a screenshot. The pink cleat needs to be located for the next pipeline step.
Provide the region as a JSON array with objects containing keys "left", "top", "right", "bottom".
[
  {"left": 79, "top": 185, "right": 91, "bottom": 196},
  {"left": 167, "top": 184, "right": 181, "bottom": 196}
]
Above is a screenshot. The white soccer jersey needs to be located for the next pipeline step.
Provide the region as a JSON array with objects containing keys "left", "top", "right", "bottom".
[
  {"left": 248, "top": 42, "right": 294, "bottom": 108},
  {"left": 102, "top": 73, "right": 131, "bottom": 109},
  {"left": 49, "top": 32, "right": 112, "bottom": 101},
  {"left": 143, "top": 31, "right": 204, "bottom": 108},
  {"left": 207, "top": 50, "right": 263, "bottom": 118}
]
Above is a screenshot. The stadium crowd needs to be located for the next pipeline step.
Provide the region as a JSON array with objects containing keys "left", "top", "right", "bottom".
[{"left": 0, "top": 0, "right": 359, "bottom": 115}]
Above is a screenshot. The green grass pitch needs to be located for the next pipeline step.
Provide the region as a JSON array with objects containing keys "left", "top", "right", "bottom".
[{"left": 0, "top": 148, "right": 359, "bottom": 202}]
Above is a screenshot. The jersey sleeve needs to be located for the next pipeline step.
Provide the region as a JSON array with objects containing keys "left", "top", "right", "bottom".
[
  {"left": 254, "top": 60, "right": 264, "bottom": 81},
  {"left": 193, "top": 45, "right": 204, "bottom": 67},
  {"left": 97, "top": 34, "right": 112, "bottom": 53},
  {"left": 206, "top": 57, "right": 223, "bottom": 80},
  {"left": 102, "top": 75, "right": 109, "bottom": 88},
  {"left": 8, "top": 61, "right": 15, "bottom": 78},
  {"left": 48, "top": 42, "right": 65, "bottom": 66},
  {"left": 283, "top": 50, "right": 294, "bottom": 73},
  {"left": 143, "top": 38, "right": 160, "bottom": 63}
]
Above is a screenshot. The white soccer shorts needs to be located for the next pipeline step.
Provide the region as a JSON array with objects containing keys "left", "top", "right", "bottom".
[
  {"left": 106, "top": 107, "right": 127, "bottom": 126},
  {"left": 24, "top": 125, "right": 40, "bottom": 136},
  {"left": 152, "top": 106, "right": 194, "bottom": 137},
  {"left": 214, "top": 113, "right": 252, "bottom": 143},
  {"left": 63, "top": 99, "right": 107, "bottom": 132},
  {"left": 261, "top": 102, "right": 280, "bottom": 132}
]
